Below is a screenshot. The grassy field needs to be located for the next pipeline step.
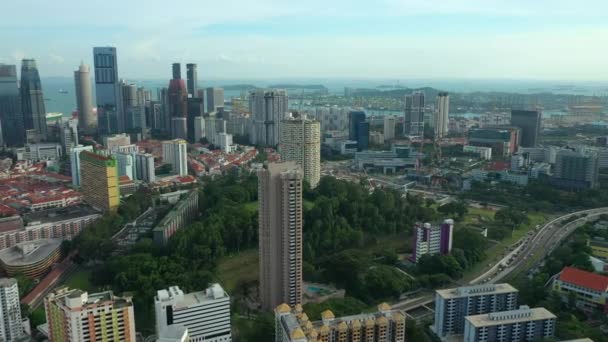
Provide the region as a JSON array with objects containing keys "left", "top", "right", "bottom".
[
  {"left": 216, "top": 249, "right": 259, "bottom": 294},
  {"left": 462, "top": 207, "right": 496, "bottom": 225},
  {"left": 61, "top": 269, "right": 95, "bottom": 292}
]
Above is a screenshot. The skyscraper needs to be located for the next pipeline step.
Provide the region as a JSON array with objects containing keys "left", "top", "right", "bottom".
[
  {"left": 20, "top": 59, "right": 47, "bottom": 141},
  {"left": 168, "top": 64, "right": 188, "bottom": 139},
  {"left": 154, "top": 284, "right": 232, "bottom": 342},
  {"left": 435, "top": 92, "right": 449, "bottom": 139},
  {"left": 80, "top": 151, "right": 120, "bottom": 212},
  {"left": 206, "top": 87, "right": 225, "bottom": 113},
  {"left": 0, "top": 278, "right": 24, "bottom": 341},
  {"left": 383, "top": 116, "right": 396, "bottom": 141},
  {"left": 187, "top": 97, "right": 204, "bottom": 142},
  {"left": 250, "top": 89, "right": 288, "bottom": 146},
  {"left": 74, "top": 63, "right": 94, "bottom": 132},
  {"left": 258, "top": 162, "right": 303, "bottom": 311},
  {"left": 186, "top": 63, "right": 198, "bottom": 97},
  {"left": 162, "top": 139, "right": 188, "bottom": 177},
  {"left": 279, "top": 113, "right": 321, "bottom": 188},
  {"left": 348, "top": 111, "right": 368, "bottom": 151},
  {"left": 44, "top": 287, "right": 136, "bottom": 342},
  {"left": 510, "top": 109, "right": 541, "bottom": 147},
  {"left": 70, "top": 145, "right": 94, "bottom": 187},
  {"left": 0, "top": 64, "right": 24, "bottom": 146},
  {"left": 404, "top": 91, "right": 425, "bottom": 136},
  {"left": 93, "top": 47, "right": 123, "bottom": 135}
]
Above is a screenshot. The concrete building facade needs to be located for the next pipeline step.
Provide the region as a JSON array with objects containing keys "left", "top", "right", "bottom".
[
  {"left": 70, "top": 145, "right": 94, "bottom": 187},
  {"left": 155, "top": 284, "right": 231, "bottom": 342},
  {"left": 250, "top": 89, "right": 288, "bottom": 146},
  {"left": 80, "top": 151, "right": 120, "bottom": 212},
  {"left": 0, "top": 278, "right": 24, "bottom": 341},
  {"left": 258, "top": 162, "right": 303, "bottom": 311},
  {"left": 162, "top": 139, "right": 188, "bottom": 177},
  {"left": 433, "top": 283, "right": 519, "bottom": 338},
  {"left": 279, "top": 113, "right": 321, "bottom": 188},
  {"left": 411, "top": 219, "right": 454, "bottom": 263},
  {"left": 463, "top": 306, "right": 555, "bottom": 342},
  {"left": 94, "top": 47, "right": 124, "bottom": 135},
  {"left": 435, "top": 92, "right": 449, "bottom": 139},
  {"left": 45, "top": 287, "right": 136, "bottom": 342}
]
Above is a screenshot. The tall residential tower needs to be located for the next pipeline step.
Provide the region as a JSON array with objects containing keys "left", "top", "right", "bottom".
[
  {"left": 435, "top": 92, "right": 449, "bottom": 139},
  {"left": 258, "top": 162, "right": 303, "bottom": 311},
  {"left": 0, "top": 278, "right": 24, "bottom": 341},
  {"left": 80, "top": 151, "right": 120, "bottom": 212},
  {"left": 279, "top": 113, "right": 321, "bottom": 188},
  {"left": 250, "top": 89, "right": 288, "bottom": 146},
  {"left": 404, "top": 91, "right": 425, "bottom": 136}
]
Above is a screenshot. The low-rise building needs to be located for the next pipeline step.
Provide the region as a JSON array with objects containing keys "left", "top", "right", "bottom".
[
  {"left": 276, "top": 303, "right": 406, "bottom": 342},
  {"left": 588, "top": 238, "right": 608, "bottom": 260},
  {"left": 463, "top": 306, "right": 556, "bottom": 342},
  {"left": 153, "top": 191, "right": 199, "bottom": 245},
  {"left": 0, "top": 239, "right": 62, "bottom": 278},
  {"left": 463, "top": 145, "right": 492, "bottom": 160},
  {"left": 553, "top": 266, "right": 608, "bottom": 312}
]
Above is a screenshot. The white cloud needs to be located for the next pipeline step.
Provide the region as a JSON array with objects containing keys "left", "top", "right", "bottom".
[{"left": 49, "top": 53, "right": 65, "bottom": 63}]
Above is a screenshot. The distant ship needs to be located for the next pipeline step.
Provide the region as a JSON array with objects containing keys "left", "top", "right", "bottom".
[
  {"left": 46, "top": 112, "right": 63, "bottom": 122},
  {"left": 58, "top": 89, "right": 68, "bottom": 94}
]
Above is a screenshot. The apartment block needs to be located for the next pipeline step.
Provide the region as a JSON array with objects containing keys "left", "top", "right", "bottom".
[
  {"left": 0, "top": 278, "right": 24, "bottom": 341},
  {"left": 44, "top": 287, "right": 136, "bottom": 341},
  {"left": 433, "top": 283, "right": 519, "bottom": 337},
  {"left": 80, "top": 151, "right": 120, "bottom": 212},
  {"left": 463, "top": 306, "right": 555, "bottom": 342},
  {"left": 258, "top": 162, "right": 303, "bottom": 311},
  {"left": 279, "top": 113, "right": 321, "bottom": 188},
  {"left": 411, "top": 219, "right": 454, "bottom": 263},
  {"left": 275, "top": 302, "right": 406, "bottom": 342},
  {"left": 162, "top": 139, "right": 188, "bottom": 177}
]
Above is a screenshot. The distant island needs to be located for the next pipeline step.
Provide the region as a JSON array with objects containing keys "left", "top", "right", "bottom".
[
  {"left": 221, "top": 84, "right": 257, "bottom": 91},
  {"left": 267, "top": 84, "right": 328, "bottom": 91}
]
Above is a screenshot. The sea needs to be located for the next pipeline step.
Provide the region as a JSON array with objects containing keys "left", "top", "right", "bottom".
[{"left": 42, "top": 77, "right": 608, "bottom": 118}]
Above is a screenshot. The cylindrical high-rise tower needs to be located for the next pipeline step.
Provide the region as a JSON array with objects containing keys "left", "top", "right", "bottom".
[{"left": 74, "top": 63, "right": 94, "bottom": 131}]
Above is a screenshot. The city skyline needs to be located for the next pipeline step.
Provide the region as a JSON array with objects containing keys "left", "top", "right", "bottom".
[{"left": 1, "top": 1, "right": 608, "bottom": 80}]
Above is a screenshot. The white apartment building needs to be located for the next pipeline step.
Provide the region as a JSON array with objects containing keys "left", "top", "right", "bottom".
[
  {"left": 0, "top": 278, "right": 24, "bottom": 341},
  {"left": 162, "top": 139, "right": 188, "bottom": 177},
  {"left": 218, "top": 133, "right": 235, "bottom": 153},
  {"left": 155, "top": 284, "right": 231, "bottom": 342},
  {"left": 44, "top": 287, "right": 136, "bottom": 342},
  {"left": 70, "top": 145, "right": 94, "bottom": 187},
  {"left": 434, "top": 92, "right": 449, "bottom": 139},
  {"left": 463, "top": 306, "right": 556, "bottom": 342},
  {"left": 115, "top": 152, "right": 135, "bottom": 180},
  {"left": 433, "top": 283, "right": 518, "bottom": 338}
]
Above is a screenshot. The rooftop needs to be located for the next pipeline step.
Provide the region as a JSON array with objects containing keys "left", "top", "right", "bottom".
[
  {"left": 465, "top": 306, "right": 556, "bottom": 327},
  {"left": 436, "top": 283, "right": 518, "bottom": 299},
  {"left": 24, "top": 205, "right": 100, "bottom": 226},
  {"left": 0, "top": 239, "right": 62, "bottom": 266},
  {"left": 156, "top": 283, "right": 229, "bottom": 309},
  {"left": 558, "top": 266, "right": 608, "bottom": 292}
]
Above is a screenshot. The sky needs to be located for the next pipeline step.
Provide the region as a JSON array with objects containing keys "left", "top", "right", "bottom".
[{"left": 1, "top": 0, "right": 608, "bottom": 80}]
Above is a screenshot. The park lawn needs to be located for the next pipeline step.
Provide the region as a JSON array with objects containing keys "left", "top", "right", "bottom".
[
  {"left": 463, "top": 207, "right": 495, "bottom": 225},
  {"left": 62, "top": 269, "right": 95, "bottom": 292},
  {"left": 216, "top": 249, "right": 259, "bottom": 294}
]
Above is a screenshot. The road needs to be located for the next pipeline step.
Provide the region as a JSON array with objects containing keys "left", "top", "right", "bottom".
[{"left": 392, "top": 207, "right": 608, "bottom": 314}]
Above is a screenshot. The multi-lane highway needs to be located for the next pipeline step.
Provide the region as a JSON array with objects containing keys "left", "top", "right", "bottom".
[{"left": 393, "top": 207, "right": 608, "bottom": 315}]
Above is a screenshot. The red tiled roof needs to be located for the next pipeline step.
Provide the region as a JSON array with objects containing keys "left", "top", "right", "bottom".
[{"left": 559, "top": 266, "right": 608, "bottom": 292}]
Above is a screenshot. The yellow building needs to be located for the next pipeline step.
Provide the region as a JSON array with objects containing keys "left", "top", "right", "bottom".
[
  {"left": 275, "top": 303, "right": 406, "bottom": 342},
  {"left": 588, "top": 239, "right": 608, "bottom": 259},
  {"left": 80, "top": 151, "right": 119, "bottom": 212}
]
